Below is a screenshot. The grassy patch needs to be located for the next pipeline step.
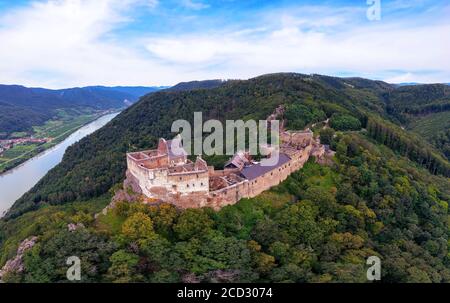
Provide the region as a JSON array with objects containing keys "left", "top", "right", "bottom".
[
  {"left": 33, "top": 109, "right": 101, "bottom": 139},
  {"left": 1, "top": 143, "right": 39, "bottom": 158},
  {"left": 96, "top": 209, "right": 127, "bottom": 235},
  {"left": 9, "top": 132, "right": 28, "bottom": 138}
]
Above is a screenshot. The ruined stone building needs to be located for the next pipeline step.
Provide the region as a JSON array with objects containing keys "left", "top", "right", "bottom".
[{"left": 126, "top": 129, "right": 327, "bottom": 210}]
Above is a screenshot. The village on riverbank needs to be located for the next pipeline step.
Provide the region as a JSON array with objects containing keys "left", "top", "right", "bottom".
[
  {"left": 0, "top": 110, "right": 117, "bottom": 174},
  {"left": 0, "top": 137, "right": 52, "bottom": 156}
]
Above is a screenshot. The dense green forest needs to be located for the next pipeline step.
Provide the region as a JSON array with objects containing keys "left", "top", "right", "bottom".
[
  {"left": 0, "top": 85, "right": 159, "bottom": 138},
  {"left": 6, "top": 74, "right": 449, "bottom": 218},
  {"left": 0, "top": 73, "right": 449, "bottom": 283},
  {"left": 366, "top": 116, "right": 450, "bottom": 176},
  {"left": 432, "top": 129, "right": 450, "bottom": 161},
  {"left": 386, "top": 84, "right": 450, "bottom": 120},
  {"left": 382, "top": 84, "right": 450, "bottom": 160},
  {"left": 1, "top": 132, "right": 448, "bottom": 282}
]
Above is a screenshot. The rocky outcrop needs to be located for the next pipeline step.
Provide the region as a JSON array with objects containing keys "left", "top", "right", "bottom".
[
  {"left": 123, "top": 170, "right": 143, "bottom": 195},
  {"left": 95, "top": 171, "right": 144, "bottom": 219},
  {"left": 182, "top": 273, "right": 201, "bottom": 283},
  {"left": 0, "top": 236, "right": 38, "bottom": 281},
  {"left": 67, "top": 223, "right": 85, "bottom": 232},
  {"left": 206, "top": 270, "right": 240, "bottom": 283},
  {"left": 182, "top": 270, "right": 240, "bottom": 283}
]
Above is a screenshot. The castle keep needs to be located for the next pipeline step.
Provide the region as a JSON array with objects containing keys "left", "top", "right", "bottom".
[{"left": 125, "top": 128, "right": 327, "bottom": 210}]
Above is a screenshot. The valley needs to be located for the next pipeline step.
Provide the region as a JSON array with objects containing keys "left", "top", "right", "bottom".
[
  {"left": 0, "top": 0, "right": 449, "bottom": 290},
  {"left": 0, "top": 112, "right": 119, "bottom": 216},
  {"left": 0, "top": 108, "right": 115, "bottom": 174},
  {"left": 0, "top": 85, "right": 162, "bottom": 173},
  {"left": 407, "top": 111, "right": 450, "bottom": 161},
  {"left": 0, "top": 73, "right": 448, "bottom": 283}
]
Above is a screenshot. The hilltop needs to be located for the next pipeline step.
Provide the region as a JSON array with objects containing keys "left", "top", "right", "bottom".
[
  {"left": 6, "top": 73, "right": 450, "bottom": 217},
  {"left": 0, "top": 85, "right": 161, "bottom": 138},
  {"left": 0, "top": 73, "right": 449, "bottom": 283}
]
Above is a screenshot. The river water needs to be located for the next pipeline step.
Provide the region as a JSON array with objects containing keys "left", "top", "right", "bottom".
[{"left": 0, "top": 112, "right": 119, "bottom": 216}]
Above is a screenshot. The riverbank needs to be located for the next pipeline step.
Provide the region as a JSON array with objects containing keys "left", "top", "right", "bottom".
[
  {"left": 0, "top": 110, "right": 118, "bottom": 175},
  {"left": 0, "top": 112, "right": 119, "bottom": 216}
]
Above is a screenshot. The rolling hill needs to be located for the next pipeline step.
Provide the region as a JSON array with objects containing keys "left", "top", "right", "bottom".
[
  {"left": 382, "top": 84, "right": 450, "bottom": 160},
  {"left": 5, "top": 73, "right": 449, "bottom": 218},
  {"left": 0, "top": 85, "right": 162, "bottom": 138},
  {"left": 164, "top": 79, "right": 226, "bottom": 92},
  {"left": 0, "top": 73, "right": 449, "bottom": 283}
]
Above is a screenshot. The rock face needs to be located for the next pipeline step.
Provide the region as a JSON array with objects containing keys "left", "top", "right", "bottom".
[
  {"left": 95, "top": 171, "right": 144, "bottom": 219},
  {"left": 0, "top": 236, "right": 38, "bottom": 280},
  {"left": 123, "top": 170, "right": 143, "bottom": 195},
  {"left": 67, "top": 223, "right": 85, "bottom": 232}
]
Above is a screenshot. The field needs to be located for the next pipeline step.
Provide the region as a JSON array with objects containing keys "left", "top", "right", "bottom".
[{"left": 0, "top": 108, "right": 107, "bottom": 174}]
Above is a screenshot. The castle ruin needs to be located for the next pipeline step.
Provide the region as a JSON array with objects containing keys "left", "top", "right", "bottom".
[{"left": 125, "top": 128, "right": 328, "bottom": 210}]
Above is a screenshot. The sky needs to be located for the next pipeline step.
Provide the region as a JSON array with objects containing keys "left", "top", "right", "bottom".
[{"left": 0, "top": 0, "right": 448, "bottom": 88}]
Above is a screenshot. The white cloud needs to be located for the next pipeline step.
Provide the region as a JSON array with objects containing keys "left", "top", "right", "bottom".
[
  {"left": 0, "top": 0, "right": 170, "bottom": 88},
  {"left": 145, "top": 0, "right": 159, "bottom": 9},
  {"left": 386, "top": 0, "right": 430, "bottom": 10},
  {"left": 0, "top": 0, "right": 449, "bottom": 88},
  {"left": 181, "top": 0, "right": 209, "bottom": 10},
  {"left": 144, "top": 21, "right": 450, "bottom": 83}
]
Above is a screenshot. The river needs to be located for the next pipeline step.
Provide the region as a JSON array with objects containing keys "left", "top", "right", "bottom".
[{"left": 0, "top": 112, "right": 119, "bottom": 217}]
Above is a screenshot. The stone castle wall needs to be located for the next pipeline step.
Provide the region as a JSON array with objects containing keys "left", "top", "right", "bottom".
[
  {"left": 125, "top": 142, "right": 318, "bottom": 211},
  {"left": 125, "top": 131, "right": 325, "bottom": 210},
  {"left": 203, "top": 146, "right": 313, "bottom": 209},
  {"left": 207, "top": 180, "right": 249, "bottom": 209}
]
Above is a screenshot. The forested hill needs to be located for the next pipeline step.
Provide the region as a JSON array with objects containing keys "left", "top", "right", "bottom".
[
  {"left": 6, "top": 73, "right": 450, "bottom": 219},
  {"left": 383, "top": 84, "right": 450, "bottom": 161},
  {"left": 1, "top": 73, "right": 450, "bottom": 283},
  {"left": 0, "top": 85, "right": 161, "bottom": 136},
  {"left": 163, "top": 79, "right": 226, "bottom": 92},
  {"left": 385, "top": 84, "right": 450, "bottom": 119}
]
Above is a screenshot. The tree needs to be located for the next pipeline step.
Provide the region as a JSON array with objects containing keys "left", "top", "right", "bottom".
[
  {"left": 173, "top": 209, "right": 214, "bottom": 240},
  {"left": 106, "top": 250, "right": 142, "bottom": 283},
  {"left": 330, "top": 114, "right": 361, "bottom": 131},
  {"left": 319, "top": 128, "right": 335, "bottom": 145},
  {"left": 114, "top": 201, "right": 130, "bottom": 217},
  {"left": 254, "top": 253, "right": 276, "bottom": 275},
  {"left": 150, "top": 269, "right": 180, "bottom": 283},
  {"left": 303, "top": 186, "right": 338, "bottom": 217},
  {"left": 284, "top": 103, "right": 326, "bottom": 130},
  {"left": 151, "top": 203, "right": 178, "bottom": 238},
  {"left": 274, "top": 201, "right": 331, "bottom": 247},
  {"left": 121, "top": 212, "right": 156, "bottom": 241},
  {"left": 22, "top": 229, "right": 116, "bottom": 283}
]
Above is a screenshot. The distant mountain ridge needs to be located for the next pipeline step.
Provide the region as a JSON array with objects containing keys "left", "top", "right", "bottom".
[
  {"left": 0, "top": 80, "right": 228, "bottom": 137},
  {"left": 1, "top": 73, "right": 450, "bottom": 284},
  {"left": 164, "top": 79, "right": 226, "bottom": 92},
  {"left": 395, "top": 82, "right": 450, "bottom": 87},
  {"left": 82, "top": 86, "right": 169, "bottom": 99},
  {"left": 0, "top": 85, "right": 163, "bottom": 137},
  {"left": 9, "top": 72, "right": 449, "bottom": 218}
]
